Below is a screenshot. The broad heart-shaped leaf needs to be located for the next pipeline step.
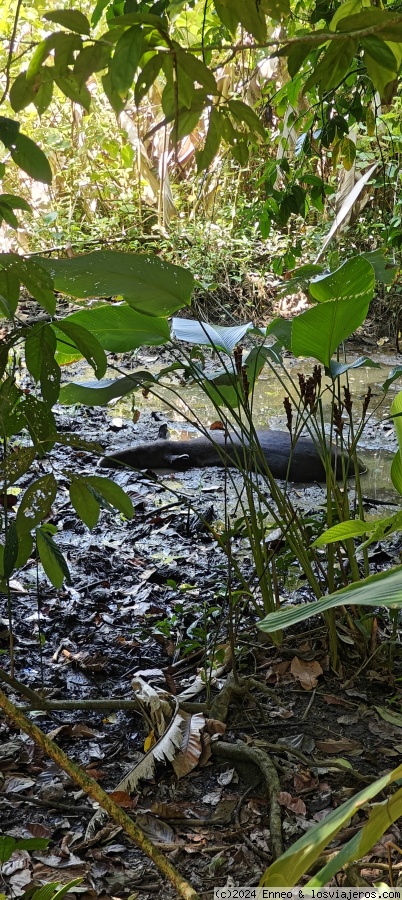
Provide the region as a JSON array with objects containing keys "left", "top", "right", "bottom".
[
  {"left": 171, "top": 317, "right": 254, "bottom": 353},
  {"left": 10, "top": 132, "right": 52, "bottom": 185},
  {"left": 38, "top": 251, "right": 194, "bottom": 316},
  {"left": 390, "top": 390, "right": 402, "bottom": 494},
  {"left": 52, "top": 321, "right": 107, "bottom": 378},
  {"left": 36, "top": 525, "right": 71, "bottom": 587},
  {"left": 60, "top": 372, "right": 154, "bottom": 406},
  {"left": 309, "top": 257, "right": 375, "bottom": 304},
  {"left": 43, "top": 9, "right": 90, "bottom": 34},
  {"left": 292, "top": 295, "right": 371, "bottom": 368},
  {"left": 292, "top": 258, "right": 375, "bottom": 368},
  {"left": 258, "top": 565, "right": 402, "bottom": 636},
  {"left": 56, "top": 305, "right": 169, "bottom": 353},
  {"left": 16, "top": 474, "right": 57, "bottom": 535},
  {"left": 259, "top": 762, "right": 402, "bottom": 888}
]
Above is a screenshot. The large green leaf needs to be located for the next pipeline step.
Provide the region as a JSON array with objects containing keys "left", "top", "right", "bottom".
[
  {"left": 10, "top": 132, "right": 52, "bottom": 185},
  {"left": 85, "top": 475, "right": 134, "bottom": 518},
  {"left": 9, "top": 71, "right": 36, "bottom": 111},
  {"left": 304, "top": 37, "right": 358, "bottom": 96},
  {"left": 43, "top": 9, "right": 91, "bottom": 34},
  {"left": 57, "top": 305, "right": 169, "bottom": 353},
  {"left": 25, "top": 323, "right": 61, "bottom": 406},
  {"left": 308, "top": 783, "right": 402, "bottom": 887},
  {"left": 0, "top": 266, "right": 20, "bottom": 317},
  {"left": 53, "top": 72, "right": 91, "bottom": 112},
  {"left": 0, "top": 836, "right": 49, "bottom": 866},
  {"left": 258, "top": 565, "right": 402, "bottom": 635},
  {"left": 5, "top": 257, "right": 56, "bottom": 314},
  {"left": 53, "top": 321, "right": 107, "bottom": 378},
  {"left": 312, "top": 519, "right": 369, "bottom": 547},
  {"left": 362, "top": 249, "right": 397, "bottom": 286},
  {"left": 60, "top": 373, "right": 153, "bottom": 406},
  {"left": 21, "top": 395, "right": 56, "bottom": 455},
  {"left": 292, "top": 258, "right": 375, "bottom": 367},
  {"left": 328, "top": 356, "right": 379, "bottom": 379},
  {"left": 171, "top": 317, "right": 254, "bottom": 352},
  {"left": 38, "top": 251, "right": 194, "bottom": 316},
  {"left": 292, "top": 296, "right": 370, "bottom": 368},
  {"left": 213, "top": 0, "right": 289, "bottom": 41},
  {"left": 196, "top": 107, "right": 222, "bottom": 173},
  {"left": 69, "top": 475, "right": 133, "bottom": 527},
  {"left": 36, "top": 525, "right": 71, "bottom": 587},
  {"left": 0, "top": 447, "right": 36, "bottom": 486},
  {"left": 135, "top": 53, "right": 164, "bottom": 105},
  {"left": 260, "top": 763, "right": 402, "bottom": 887},
  {"left": 69, "top": 477, "right": 100, "bottom": 529},
  {"left": 110, "top": 25, "right": 144, "bottom": 92},
  {"left": 308, "top": 257, "right": 375, "bottom": 304},
  {"left": 16, "top": 474, "right": 57, "bottom": 534},
  {"left": 336, "top": 8, "right": 402, "bottom": 42}
]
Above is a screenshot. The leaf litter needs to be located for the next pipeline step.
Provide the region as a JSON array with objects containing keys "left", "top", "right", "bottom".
[{"left": 1, "top": 387, "right": 402, "bottom": 897}]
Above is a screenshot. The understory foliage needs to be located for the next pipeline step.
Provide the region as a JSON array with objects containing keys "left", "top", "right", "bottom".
[{"left": 1, "top": 0, "right": 402, "bottom": 893}]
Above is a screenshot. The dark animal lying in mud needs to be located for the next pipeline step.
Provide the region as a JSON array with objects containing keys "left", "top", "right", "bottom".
[{"left": 100, "top": 429, "right": 363, "bottom": 483}]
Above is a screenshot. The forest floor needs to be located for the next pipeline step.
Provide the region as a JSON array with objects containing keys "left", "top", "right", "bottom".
[{"left": 2, "top": 336, "right": 402, "bottom": 899}]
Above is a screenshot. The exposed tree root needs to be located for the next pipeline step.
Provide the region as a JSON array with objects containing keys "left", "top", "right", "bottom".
[
  {"left": 0, "top": 688, "right": 200, "bottom": 900},
  {"left": 212, "top": 741, "right": 283, "bottom": 859}
]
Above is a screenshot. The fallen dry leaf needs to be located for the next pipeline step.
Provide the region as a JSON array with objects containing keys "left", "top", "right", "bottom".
[
  {"left": 290, "top": 656, "right": 323, "bottom": 690},
  {"left": 277, "top": 791, "right": 307, "bottom": 815},
  {"left": 315, "top": 738, "right": 362, "bottom": 754}
]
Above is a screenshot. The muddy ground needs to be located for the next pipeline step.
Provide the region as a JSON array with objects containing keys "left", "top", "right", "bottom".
[{"left": 2, "top": 340, "right": 402, "bottom": 899}]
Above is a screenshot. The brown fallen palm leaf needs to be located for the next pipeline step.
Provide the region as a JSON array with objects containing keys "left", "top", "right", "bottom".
[{"left": 86, "top": 678, "right": 208, "bottom": 838}]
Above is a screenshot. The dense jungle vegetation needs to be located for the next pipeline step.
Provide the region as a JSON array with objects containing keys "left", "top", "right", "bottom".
[{"left": 2, "top": 1, "right": 402, "bottom": 898}]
